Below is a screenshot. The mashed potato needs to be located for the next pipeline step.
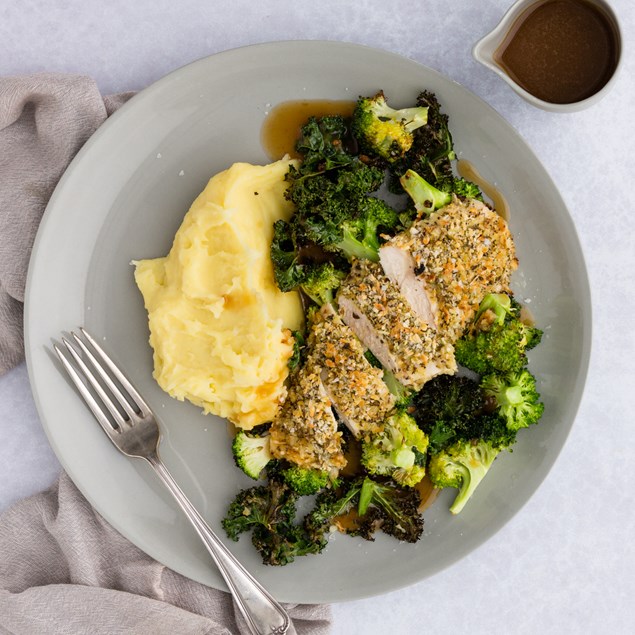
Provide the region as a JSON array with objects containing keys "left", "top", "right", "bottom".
[{"left": 134, "top": 158, "right": 303, "bottom": 429}]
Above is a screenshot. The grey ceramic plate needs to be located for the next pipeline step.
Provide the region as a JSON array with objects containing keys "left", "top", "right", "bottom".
[{"left": 24, "top": 41, "right": 591, "bottom": 604}]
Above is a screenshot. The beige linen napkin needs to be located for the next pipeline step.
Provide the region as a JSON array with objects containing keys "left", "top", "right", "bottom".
[
  {"left": 0, "top": 74, "right": 133, "bottom": 374},
  {"left": 0, "top": 473, "right": 330, "bottom": 635},
  {"left": 0, "top": 74, "right": 331, "bottom": 634}
]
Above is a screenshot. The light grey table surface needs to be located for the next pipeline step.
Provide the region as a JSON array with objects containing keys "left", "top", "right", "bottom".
[{"left": 1, "top": 1, "right": 634, "bottom": 633}]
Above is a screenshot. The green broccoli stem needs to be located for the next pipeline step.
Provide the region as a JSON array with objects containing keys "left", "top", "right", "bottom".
[
  {"left": 450, "top": 443, "right": 500, "bottom": 514},
  {"left": 502, "top": 384, "right": 524, "bottom": 406},
  {"left": 336, "top": 227, "right": 380, "bottom": 262},
  {"left": 449, "top": 447, "right": 499, "bottom": 514},
  {"left": 358, "top": 477, "right": 375, "bottom": 516},
  {"left": 392, "top": 447, "right": 416, "bottom": 469},
  {"left": 448, "top": 464, "right": 476, "bottom": 514},
  {"left": 382, "top": 369, "right": 412, "bottom": 407},
  {"left": 400, "top": 169, "right": 451, "bottom": 213},
  {"left": 475, "top": 293, "right": 513, "bottom": 325},
  {"left": 302, "top": 285, "right": 336, "bottom": 307}
]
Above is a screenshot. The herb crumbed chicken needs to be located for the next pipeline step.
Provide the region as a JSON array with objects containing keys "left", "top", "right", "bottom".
[
  {"left": 269, "top": 304, "right": 396, "bottom": 473},
  {"left": 382, "top": 196, "right": 518, "bottom": 341},
  {"left": 269, "top": 361, "right": 346, "bottom": 474},
  {"left": 309, "top": 305, "right": 395, "bottom": 438},
  {"left": 337, "top": 259, "right": 456, "bottom": 391}
]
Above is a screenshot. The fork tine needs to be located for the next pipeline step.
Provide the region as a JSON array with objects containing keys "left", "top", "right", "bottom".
[
  {"left": 80, "top": 328, "right": 151, "bottom": 417},
  {"left": 60, "top": 336, "right": 129, "bottom": 429},
  {"left": 54, "top": 343, "right": 120, "bottom": 440},
  {"left": 71, "top": 331, "right": 138, "bottom": 421}
]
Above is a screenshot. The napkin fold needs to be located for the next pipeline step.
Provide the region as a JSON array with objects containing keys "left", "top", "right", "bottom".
[
  {"left": 0, "top": 73, "right": 331, "bottom": 634},
  {"left": 0, "top": 73, "right": 133, "bottom": 374},
  {"left": 0, "top": 472, "right": 331, "bottom": 635}
]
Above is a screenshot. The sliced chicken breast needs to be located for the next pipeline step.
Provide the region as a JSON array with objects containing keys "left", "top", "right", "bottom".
[
  {"left": 382, "top": 196, "right": 518, "bottom": 341},
  {"left": 337, "top": 260, "right": 456, "bottom": 391},
  {"left": 379, "top": 244, "right": 438, "bottom": 327},
  {"left": 309, "top": 304, "right": 394, "bottom": 438},
  {"left": 269, "top": 360, "right": 346, "bottom": 473}
]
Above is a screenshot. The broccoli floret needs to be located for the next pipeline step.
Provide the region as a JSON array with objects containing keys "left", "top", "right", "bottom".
[
  {"left": 223, "top": 476, "right": 323, "bottom": 565},
  {"left": 295, "top": 115, "right": 355, "bottom": 173},
  {"left": 481, "top": 369, "right": 544, "bottom": 431},
  {"left": 270, "top": 218, "right": 347, "bottom": 303},
  {"left": 414, "top": 375, "right": 485, "bottom": 428},
  {"left": 399, "top": 167, "right": 482, "bottom": 209},
  {"left": 400, "top": 170, "right": 482, "bottom": 212},
  {"left": 232, "top": 430, "right": 272, "bottom": 480},
  {"left": 281, "top": 465, "right": 331, "bottom": 496},
  {"left": 361, "top": 410, "right": 429, "bottom": 487},
  {"left": 454, "top": 323, "right": 538, "bottom": 375},
  {"left": 352, "top": 91, "right": 429, "bottom": 162},
  {"left": 475, "top": 293, "right": 514, "bottom": 325},
  {"left": 334, "top": 197, "right": 400, "bottom": 262},
  {"left": 411, "top": 366, "right": 526, "bottom": 464},
  {"left": 300, "top": 262, "right": 346, "bottom": 306},
  {"left": 303, "top": 479, "right": 363, "bottom": 548},
  {"left": 356, "top": 477, "right": 424, "bottom": 542},
  {"left": 448, "top": 177, "right": 483, "bottom": 201},
  {"left": 477, "top": 412, "right": 519, "bottom": 449},
  {"left": 400, "top": 169, "right": 452, "bottom": 214},
  {"left": 386, "top": 90, "right": 482, "bottom": 201},
  {"left": 428, "top": 439, "right": 500, "bottom": 514},
  {"left": 413, "top": 375, "right": 485, "bottom": 454},
  {"left": 455, "top": 294, "right": 544, "bottom": 375},
  {"left": 294, "top": 178, "right": 399, "bottom": 262}
]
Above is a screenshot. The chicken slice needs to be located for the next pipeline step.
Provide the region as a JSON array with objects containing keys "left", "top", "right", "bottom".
[
  {"left": 383, "top": 196, "right": 518, "bottom": 341},
  {"left": 379, "top": 244, "right": 439, "bottom": 327},
  {"left": 308, "top": 304, "right": 395, "bottom": 438},
  {"left": 337, "top": 260, "right": 456, "bottom": 391},
  {"left": 269, "top": 360, "right": 346, "bottom": 473}
]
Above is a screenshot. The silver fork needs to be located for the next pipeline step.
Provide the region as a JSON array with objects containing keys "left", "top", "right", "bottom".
[{"left": 54, "top": 328, "right": 293, "bottom": 635}]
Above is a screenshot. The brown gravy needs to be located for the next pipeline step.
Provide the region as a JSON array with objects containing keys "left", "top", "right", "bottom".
[
  {"left": 414, "top": 475, "right": 441, "bottom": 513},
  {"left": 494, "top": 0, "right": 619, "bottom": 104},
  {"left": 331, "top": 475, "right": 440, "bottom": 533},
  {"left": 340, "top": 438, "right": 363, "bottom": 477},
  {"left": 520, "top": 304, "right": 536, "bottom": 327},
  {"left": 457, "top": 159, "right": 510, "bottom": 221},
  {"left": 261, "top": 99, "right": 356, "bottom": 161}
]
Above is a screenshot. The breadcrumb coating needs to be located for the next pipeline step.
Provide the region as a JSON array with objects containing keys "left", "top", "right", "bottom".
[
  {"left": 269, "top": 360, "right": 346, "bottom": 472},
  {"left": 386, "top": 197, "right": 518, "bottom": 340},
  {"left": 338, "top": 260, "right": 456, "bottom": 390},
  {"left": 310, "top": 305, "right": 394, "bottom": 437}
]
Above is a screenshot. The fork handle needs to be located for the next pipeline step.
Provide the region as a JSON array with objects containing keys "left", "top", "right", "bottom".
[{"left": 146, "top": 453, "right": 294, "bottom": 635}]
